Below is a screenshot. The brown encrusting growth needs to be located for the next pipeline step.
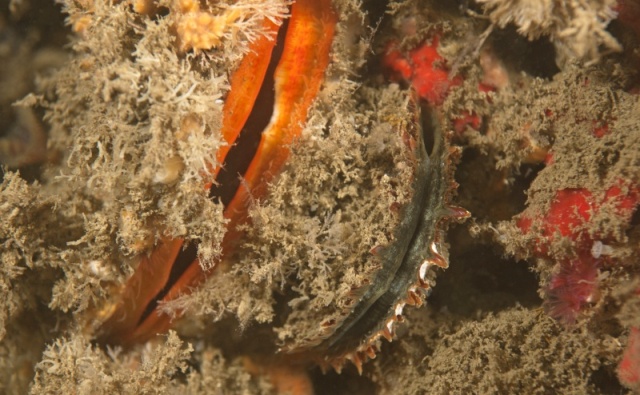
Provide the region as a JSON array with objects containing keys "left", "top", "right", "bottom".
[{"left": 1, "top": 0, "right": 639, "bottom": 394}]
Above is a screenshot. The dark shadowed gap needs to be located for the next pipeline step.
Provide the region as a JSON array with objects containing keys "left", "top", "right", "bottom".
[{"left": 135, "top": 18, "right": 290, "bottom": 327}]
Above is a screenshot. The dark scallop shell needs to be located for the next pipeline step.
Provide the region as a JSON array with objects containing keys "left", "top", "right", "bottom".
[{"left": 282, "top": 98, "right": 469, "bottom": 373}]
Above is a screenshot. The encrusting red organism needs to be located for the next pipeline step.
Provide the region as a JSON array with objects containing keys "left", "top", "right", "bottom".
[
  {"left": 382, "top": 35, "right": 498, "bottom": 137},
  {"left": 382, "top": 35, "right": 462, "bottom": 106},
  {"left": 517, "top": 181, "right": 640, "bottom": 324},
  {"left": 517, "top": 183, "right": 640, "bottom": 255}
]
